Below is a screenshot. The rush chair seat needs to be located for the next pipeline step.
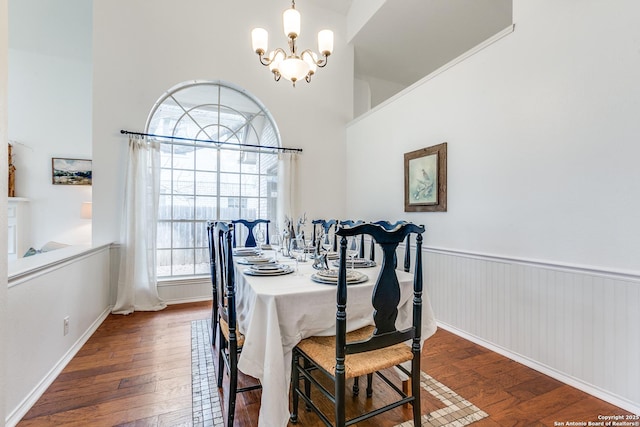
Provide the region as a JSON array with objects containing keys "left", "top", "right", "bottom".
[
  {"left": 213, "top": 222, "right": 261, "bottom": 427},
  {"left": 290, "top": 221, "right": 425, "bottom": 427},
  {"left": 231, "top": 218, "right": 270, "bottom": 248}
]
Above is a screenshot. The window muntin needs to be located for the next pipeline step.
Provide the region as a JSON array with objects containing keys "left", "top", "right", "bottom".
[{"left": 147, "top": 81, "right": 281, "bottom": 279}]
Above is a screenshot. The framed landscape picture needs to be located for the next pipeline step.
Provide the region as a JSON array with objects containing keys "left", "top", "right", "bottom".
[
  {"left": 52, "top": 158, "right": 92, "bottom": 185},
  {"left": 404, "top": 143, "right": 447, "bottom": 212}
]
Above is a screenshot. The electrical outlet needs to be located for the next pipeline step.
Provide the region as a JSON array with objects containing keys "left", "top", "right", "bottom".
[{"left": 63, "top": 316, "right": 70, "bottom": 336}]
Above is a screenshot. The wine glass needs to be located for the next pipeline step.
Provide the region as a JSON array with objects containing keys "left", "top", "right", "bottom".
[
  {"left": 290, "top": 236, "right": 305, "bottom": 275},
  {"left": 303, "top": 233, "right": 315, "bottom": 262},
  {"left": 255, "top": 228, "right": 266, "bottom": 253},
  {"left": 321, "top": 232, "right": 332, "bottom": 255},
  {"left": 271, "top": 233, "right": 281, "bottom": 262},
  {"left": 346, "top": 236, "right": 360, "bottom": 270}
]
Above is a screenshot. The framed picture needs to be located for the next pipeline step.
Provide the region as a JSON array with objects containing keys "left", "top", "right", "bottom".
[
  {"left": 52, "top": 158, "right": 92, "bottom": 185},
  {"left": 404, "top": 142, "right": 447, "bottom": 212}
]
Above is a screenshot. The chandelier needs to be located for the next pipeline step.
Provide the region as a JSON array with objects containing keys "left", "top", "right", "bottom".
[{"left": 251, "top": 0, "right": 334, "bottom": 87}]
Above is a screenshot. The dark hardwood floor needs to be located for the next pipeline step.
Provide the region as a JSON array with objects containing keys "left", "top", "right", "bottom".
[{"left": 16, "top": 301, "right": 633, "bottom": 426}]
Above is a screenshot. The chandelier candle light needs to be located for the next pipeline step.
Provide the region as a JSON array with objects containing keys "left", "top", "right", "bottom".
[{"left": 251, "top": 0, "right": 334, "bottom": 87}]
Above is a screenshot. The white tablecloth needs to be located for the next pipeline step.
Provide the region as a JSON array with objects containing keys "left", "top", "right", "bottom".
[{"left": 234, "top": 251, "right": 437, "bottom": 427}]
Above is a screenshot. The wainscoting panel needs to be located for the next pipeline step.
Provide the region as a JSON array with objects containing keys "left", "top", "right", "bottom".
[
  {"left": 158, "top": 278, "right": 211, "bottom": 304},
  {"left": 419, "top": 247, "right": 640, "bottom": 414}
]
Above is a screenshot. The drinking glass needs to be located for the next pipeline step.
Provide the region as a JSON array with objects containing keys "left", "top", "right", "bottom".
[
  {"left": 255, "top": 228, "right": 266, "bottom": 253},
  {"left": 271, "top": 233, "right": 281, "bottom": 262},
  {"left": 346, "top": 236, "right": 360, "bottom": 270},
  {"left": 321, "top": 232, "right": 332, "bottom": 255},
  {"left": 290, "top": 236, "right": 305, "bottom": 275},
  {"left": 304, "top": 234, "right": 315, "bottom": 262}
]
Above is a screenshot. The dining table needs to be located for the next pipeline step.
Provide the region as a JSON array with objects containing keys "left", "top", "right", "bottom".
[{"left": 233, "top": 248, "right": 438, "bottom": 427}]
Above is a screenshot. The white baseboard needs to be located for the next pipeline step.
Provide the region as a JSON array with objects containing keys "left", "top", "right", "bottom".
[
  {"left": 164, "top": 296, "right": 212, "bottom": 305},
  {"left": 436, "top": 321, "right": 640, "bottom": 416},
  {"left": 5, "top": 306, "right": 112, "bottom": 427}
]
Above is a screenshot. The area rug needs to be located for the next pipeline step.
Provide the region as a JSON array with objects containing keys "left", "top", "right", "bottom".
[
  {"left": 192, "top": 319, "right": 224, "bottom": 426},
  {"left": 191, "top": 319, "right": 487, "bottom": 427}
]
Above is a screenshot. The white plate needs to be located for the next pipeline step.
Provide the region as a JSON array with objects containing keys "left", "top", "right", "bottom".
[
  {"left": 311, "top": 269, "right": 368, "bottom": 285},
  {"left": 244, "top": 266, "right": 294, "bottom": 276},
  {"left": 331, "top": 259, "right": 376, "bottom": 268},
  {"left": 250, "top": 263, "right": 289, "bottom": 271},
  {"left": 234, "top": 248, "right": 260, "bottom": 256},
  {"left": 324, "top": 252, "right": 339, "bottom": 260},
  {"left": 237, "top": 256, "right": 273, "bottom": 265}
]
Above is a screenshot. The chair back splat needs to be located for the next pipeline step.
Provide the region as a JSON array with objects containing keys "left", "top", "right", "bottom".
[
  {"left": 231, "top": 218, "right": 270, "bottom": 248},
  {"left": 290, "top": 220, "right": 425, "bottom": 427},
  {"left": 312, "top": 219, "right": 337, "bottom": 249},
  {"left": 373, "top": 220, "right": 412, "bottom": 271},
  {"left": 339, "top": 222, "right": 422, "bottom": 350}
]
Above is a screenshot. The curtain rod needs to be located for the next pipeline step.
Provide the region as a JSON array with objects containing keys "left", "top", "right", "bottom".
[{"left": 119, "top": 130, "right": 303, "bottom": 153}]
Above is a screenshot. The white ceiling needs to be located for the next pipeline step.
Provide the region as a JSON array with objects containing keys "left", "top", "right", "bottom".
[{"left": 310, "top": 0, "right": 512, "bottom": 87}]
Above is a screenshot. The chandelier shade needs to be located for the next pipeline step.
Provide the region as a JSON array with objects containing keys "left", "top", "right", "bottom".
[
  {"left": 251, "top": 28, "right": 268, "bottom": 54},
  {"left": 280, "top": 57, "right": 311, "bottom": 83},
  {"left": 251, "top": 0, "right": 334, "bottom": 87},
  {"left": 318, "top": 29, "right": 334, "bottom": 56},
  {"left": 283, "top": 8, "right": 301, "bottom": 38}
]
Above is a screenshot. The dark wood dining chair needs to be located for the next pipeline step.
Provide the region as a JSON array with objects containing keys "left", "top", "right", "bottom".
[
  {"left": 213, "top": 221, "right": 261, "bottom": 427},
  {"left": 312, "top": 219, "right": 337, "bottom": 250},
  {"left": 231, "top": 218, "right": 270, "bottom": 248},
  {"left": 290, "top": 221, "right": 425, "bottom": 427},
  {"left": 206, "top": 220, "right": 219, "bottom": 346}
]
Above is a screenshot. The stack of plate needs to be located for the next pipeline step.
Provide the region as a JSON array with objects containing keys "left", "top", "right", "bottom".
[
  {"left": 331, "top": 258, "right": 376, "bottom": 268},
  {"left": 234, "top": 248, "right": 260, "bottom": 257},
  {"left": 311, "top": 269, "right": 368, "bottom": 285},
  {"left": 237, "top": 256, "right": 274, "bottom": 265},
  {"left": 244, "top": 263, "right": 294, "bottom": 276},
  {"left": 325, "top": 252, "right": 339, "bottom": 260}
]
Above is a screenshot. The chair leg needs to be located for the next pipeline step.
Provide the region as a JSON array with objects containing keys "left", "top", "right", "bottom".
[
  {"left": 352, "top": 376, "right": 360, "bottom": 396},
  {"left": 227, "top": 346, "right": 238, "bottom": 427},
  {"left": 217, "top": 334, "right": 225, "bottom": 388},
  {"left": 366, "top": 373, "right": 373, "bottom": 397},
  {"left": 402, "top": 379, "right": 411, "bottom": 408},
  {"left": 290, "top": 350, "right": 300, "bottom": 424},
  {"left": 335, "top": 370, "right": 346, "bottom": 427},
  {"left": 211, "top": 306, "right": 217, "bottom": 346},
  {"left": 303, "top": 358, "right": 312, "bottom": 411},
  {"left": 411, "top": 362, "right": 421, "bottom": 426}
]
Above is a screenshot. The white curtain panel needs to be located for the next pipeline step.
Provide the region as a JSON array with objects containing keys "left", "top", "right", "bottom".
[
  {"left": 112, "top": 136, "right": 166, "bottom": 314},
  {"left": 277, "top": 152, "right": 298, "bottom": 229}
]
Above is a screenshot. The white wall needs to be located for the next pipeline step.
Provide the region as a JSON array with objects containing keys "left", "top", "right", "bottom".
[
  {"left": 8, "top": 0, "right": 93, "bottom": 249},
  {"left": 92, "top": 0, "right": 353, "bottom": 247},
  {"left": 356, "top": 74, "right": 407, "bottom": 110},
  {"left": 347, "top": 0, "right": 640, "bottom": 272},
  {"left": 346, "top": 0, "right": 386, "bottom": 42},
  {"left": 1, "top": 0, "right": 10, "bottom": 423},
  {"left": 346, "top": 0, "right": 640, "bottom": 412}
]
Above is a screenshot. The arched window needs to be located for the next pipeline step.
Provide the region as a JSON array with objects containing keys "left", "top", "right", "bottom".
[{"left": 146, "top": 80, "right": 281, "bottom": 278}]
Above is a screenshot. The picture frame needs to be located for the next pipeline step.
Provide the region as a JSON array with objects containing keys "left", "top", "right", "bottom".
[
  {"left": 52, "top": 158, "right": 92, "bottom": 185},
  {"left": 404, "top": 142, "right": 447, "bottom": 212}
]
